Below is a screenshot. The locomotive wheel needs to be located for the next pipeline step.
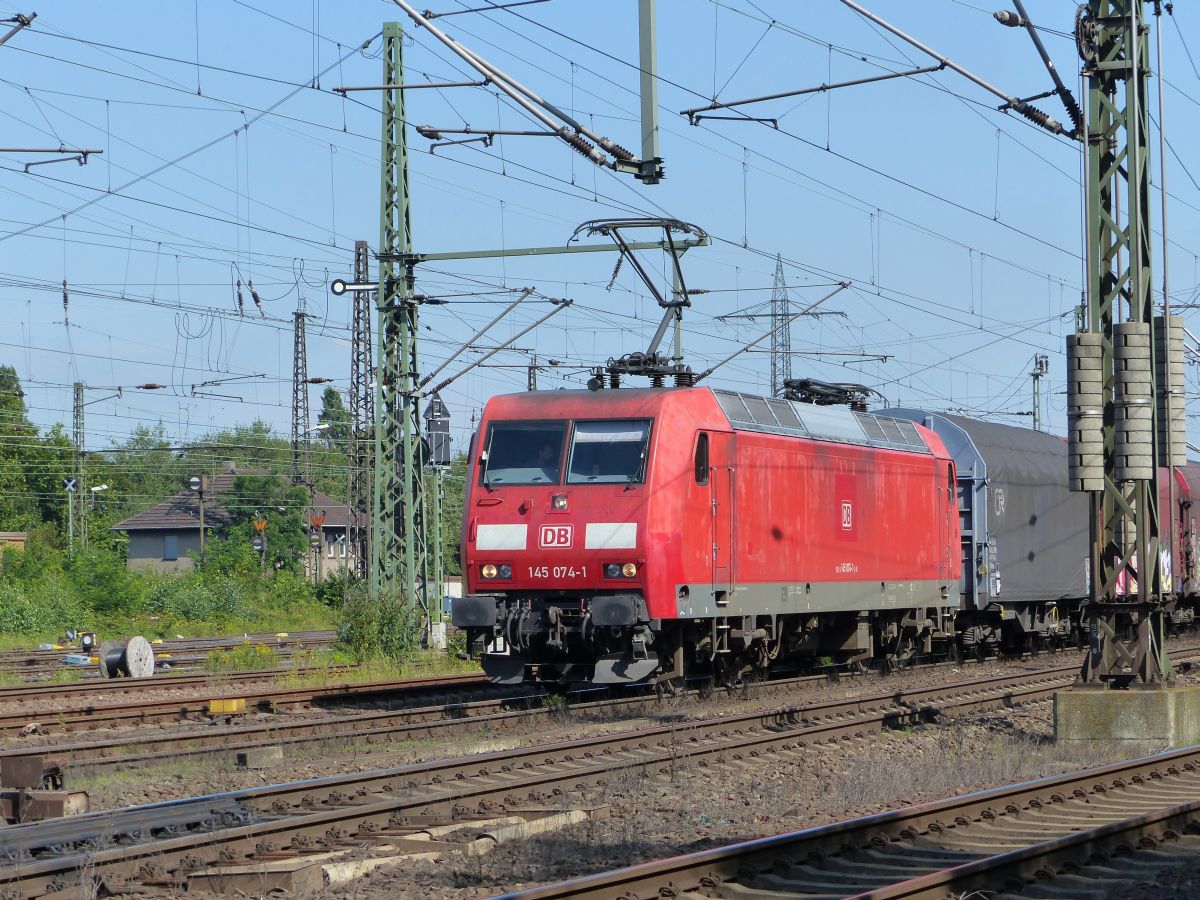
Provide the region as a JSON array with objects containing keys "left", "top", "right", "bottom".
[
  {"left": 754, "top": 638, "right": 782, "bottom": 670},
  {"left": 655, "top": 675, "right": 688, "bottom": 699},
  {"left": 883, "top": 636, "right": 916, "bottom": 674}
]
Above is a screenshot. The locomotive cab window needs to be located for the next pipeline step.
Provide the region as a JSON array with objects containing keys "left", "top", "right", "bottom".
[
  {"left": 481, "top": 421, "right": 566, "bottom": 485},
  {"left": 567, "top": 419, "right": 652, "bottom": 484},
  {"left": 694, "top": 433, "right": 709, "bottom": 484}
]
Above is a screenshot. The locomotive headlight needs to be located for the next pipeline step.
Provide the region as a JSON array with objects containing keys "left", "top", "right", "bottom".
[
  {"left": 551, "top": 494, "right": 568, "bottom": 511},
  {"left": 604, "top": 562, "right": 638, "bottom": 579},
  {"left": 481, "top": 564, "right": 498, "bottom": 579},
  {"left": 497, "top": 564, "right": 512, "bottom": 579}
]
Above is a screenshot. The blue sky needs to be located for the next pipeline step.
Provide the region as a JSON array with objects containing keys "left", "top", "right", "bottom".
[{"left": 1, "top": 0, "right": 1197, "bottom": 457}]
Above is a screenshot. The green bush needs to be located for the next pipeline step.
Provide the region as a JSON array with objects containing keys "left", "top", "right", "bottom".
[
  {"left": 0, "top": 578, "right": 90, "bottom": 635},
  {"left": 339, "top": 583, "right": 422, "bottom": 661},
  {"left": 0, "top": 519, "right": 338, "bottom": 641},
  {"left": 196, "top": 533, "right": 262, "bottom": 576},
  {"left": 66, "top": 547, "right": 146, "bottom": 614},
  {"left": 315, "top": 569, "right": 356, "bottom": 608},
  {"left": 145, "top": 575, "right": 247, "bottom": 622}
]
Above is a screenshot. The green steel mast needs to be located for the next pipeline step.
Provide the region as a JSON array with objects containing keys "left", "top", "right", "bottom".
[
  {"left": 371, "top": 21, "right": 425, "bottom": 614},
  {"left": 1077, "top": 0, "right": 1169, "bottom": 685}
]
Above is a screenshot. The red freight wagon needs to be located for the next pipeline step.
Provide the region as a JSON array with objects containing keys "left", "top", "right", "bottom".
[{"left": 453, "top": 386, "right": 961, "bottom": 685}]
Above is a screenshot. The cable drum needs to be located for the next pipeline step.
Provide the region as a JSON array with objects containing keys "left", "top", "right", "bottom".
[
  {"left": 1155, "top": 315, "right": 1186, "bottom": 467},
  {"left": 98, "top": 636, "right": 156, "bottom": 679},
  {"left": 1067, "top": 332, "right": 1104, "bottom": 492},
  {"left": 1113, "top": 322, "right": 1154, "bottom": 482}
]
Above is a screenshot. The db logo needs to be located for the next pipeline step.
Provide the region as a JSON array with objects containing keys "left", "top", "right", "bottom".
[
  {"left": 840, "top": 501, "right": 853, "bottom": 531},
  {"left": 539, "top": 524, "right": 573, "bottom": 548}
]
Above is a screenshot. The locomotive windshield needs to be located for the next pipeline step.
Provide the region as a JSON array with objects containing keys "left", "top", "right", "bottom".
[
  {"left": 481, "top": 421, "right": 566, "bottom": 485},
  {"left": 567, "top": 420, "right": 652, "bottom": 484}
]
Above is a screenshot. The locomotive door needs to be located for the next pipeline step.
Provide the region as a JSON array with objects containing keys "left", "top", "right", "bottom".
[
  {"left": 709, "top": 432, "right": 735, "bottom": 603},
  {"left": 941, "top": 462, "right": 956, "bottom": 584}
]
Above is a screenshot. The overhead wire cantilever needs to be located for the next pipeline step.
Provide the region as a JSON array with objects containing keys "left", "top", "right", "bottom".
[
  {"left": 837, "top": 0, "right": 1079, "bottom": 140},
  {"left": 680, "top": 64, "right": 946, "bottom": 125},
  {"left": 389, "top": 0, "right": 664, "bottom": 181}
]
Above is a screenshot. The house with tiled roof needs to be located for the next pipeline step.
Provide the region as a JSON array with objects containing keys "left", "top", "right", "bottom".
[{"left": 111, "top": 465, "right": 355, "bottom": 577}]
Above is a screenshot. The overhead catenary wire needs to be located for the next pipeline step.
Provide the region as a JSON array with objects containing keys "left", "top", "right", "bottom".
[{"left": 0, "top": 0, "right": 1128, "bottom": 446}]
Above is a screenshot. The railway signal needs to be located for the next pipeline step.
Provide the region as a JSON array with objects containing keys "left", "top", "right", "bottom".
[{"left": 187, "top": 474, "right": 208, "bottom": 561}]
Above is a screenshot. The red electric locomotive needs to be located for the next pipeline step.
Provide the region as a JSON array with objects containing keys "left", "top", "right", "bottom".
[{"left": 452, "top": 386, "right": 962, "bottom": 685}]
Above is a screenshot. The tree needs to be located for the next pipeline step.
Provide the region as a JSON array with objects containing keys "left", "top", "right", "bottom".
[
  {"left": 201, "top": 474, "right": 309, "bottom": 574},
  {"left": 0, "top": 366, "right": 72, "bottom": 535},
  {"left": 437, "top": 453, "right": 469, "bottom": 576},
  {"left": 317, "top": 387, "right": 351, "bottom": 451}
]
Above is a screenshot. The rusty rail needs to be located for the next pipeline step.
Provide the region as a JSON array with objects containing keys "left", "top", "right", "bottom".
[
  {"left": 0, "top": 671, "right": 488, "bottom": 735},
  {"left": 0, "top": 661, "right": 1127, "bottom": 896},
  {"left": 10, "top": 644, "right": 1110, "bottom": 772},
  {"left": 0, "top": 664, "right": 357, "bottom": 700},
  {"left": 499, "top": 743, "right": 1200, "bottom": 899}
]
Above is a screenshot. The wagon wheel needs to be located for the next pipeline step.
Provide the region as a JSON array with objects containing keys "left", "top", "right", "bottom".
[
  {"left": 714, "top": 656, "right": 744, "bottom": 694},
  {"left": 884, "top": 636, "right": 916, "bottom": 674},
  {"left": 753, "top": 637, "right": 782, "bottom": 671},
  {"left": 654, "top": 673, "right": 688, "bottom": 700},
  {"left": 947, "top": 638, "right": 962, "bottom": 665}
]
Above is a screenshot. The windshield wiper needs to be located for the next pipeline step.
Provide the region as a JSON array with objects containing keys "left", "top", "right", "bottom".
[{"left": 626, "top": 450, "right": 647, "bottom": 487}]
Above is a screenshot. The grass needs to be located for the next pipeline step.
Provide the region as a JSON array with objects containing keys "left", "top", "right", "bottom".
[
  {"left": 72, "top": 755, "right": 229, "bottom": 798},
  {"left": 271, "top": 647, "right": 480, "bottom": 689},
  {"left": 824, "top": 726, "right": 1146, "bottom": 815},
  {"left": 204, "top": 641, "right": 280, "bottom": 674},
  {"left": 0, "top": 607, "right": 340, "bottom": 653}
]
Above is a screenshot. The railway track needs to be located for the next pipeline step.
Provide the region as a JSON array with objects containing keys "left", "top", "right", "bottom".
[
  {"left": 0, "top": 664, "right": 357, "bottom": 703},
  {"left": 0, "top": 630, "right": 339, "bottom": 677},
  {"left": 8, "top": 646, "right": 1100, "bottom": 772},
  {"left": 501, "top": 743, "right": 1200, "bottom": 900},
  {"left": 11, "top": 664, "right": 928, "bottom": 774},
  {"left": 0, "top": 671, "right": 488, "bottom": 736},
  {"left": 0, "top": 656, "right": 1163, "bottom": 896},
  {"left": 0, "top": 648, "right": 337, "bottom": 682}
]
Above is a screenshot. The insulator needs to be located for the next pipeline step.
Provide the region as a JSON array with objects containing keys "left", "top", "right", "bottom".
[
  {"left": 602, "top": 139, "right": 635, "bottom": 162},
  {"left": 606, "top": 254, "right": 624, "bottom": 292},
  {"left": 563, "top": 131, "right": 599, "bottom": 159},
  {"left": 1155, "top": 314, "right": 1187, "bottom": 467},
  {"left": 650, "top": 373, "right": 664, "bottom": 388},
  {"left": 248, "top": 279, "right": 265, "bottom": 318},
  {"left": 1066, "top": 332, "right": 1104, "bottom": 492},
  {"left": 1113, "top": 322, "right": 1154, "bottom": 482},
  {"left": 674, "top": 370, "right": 695, "bottom": 388},
  {"left": 1016, "top": 103, "right": 1062, "bottom": 135}
]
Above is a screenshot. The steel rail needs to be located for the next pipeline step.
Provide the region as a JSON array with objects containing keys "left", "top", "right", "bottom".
[
  {"left": 15, "top": 644, "right": 1107, "bottom": 772},
  {"left": 0, "top": 661, "right": 1140, "bottom": 896},
  {"left": 0, "top": 672, "right": 490, "bottom": 735},
  {"left": 30, "top": 661, "right": 971, "bottom": 773},
  {"left": 500, "top": 739, "right": 1200, "bottom": 899},
  {"left": 0, "top": 630, "right": 339, "bottom": 670},
  {"left": 0, "top": 663, "right": 357, "bottom": 697}
]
